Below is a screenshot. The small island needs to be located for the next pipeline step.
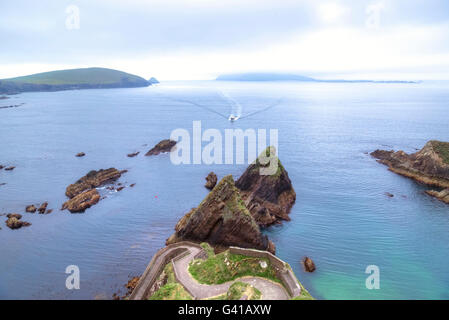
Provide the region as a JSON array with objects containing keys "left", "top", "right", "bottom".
[{"left": 0, "top": 67, "right": 151, "bottom": 94}]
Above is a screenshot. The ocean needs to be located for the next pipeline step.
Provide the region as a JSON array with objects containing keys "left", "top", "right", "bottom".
[{"left": 1, "top": 80, "right": 448, "bottom": 299}]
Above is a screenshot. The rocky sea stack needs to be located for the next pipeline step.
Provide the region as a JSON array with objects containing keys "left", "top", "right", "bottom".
[
  {"left": 62, "top": 168, "right": 125, "bottom": 213},
  {"left": 145, "top": 139, "right": 177, "bottom": 156},
  {"left": 235, "top": 147, "right": 296, "bottom": 227},
  {"left": 166, "top": 175, "right": 275, "bottom": 254},
  {"left": 371, "top": 140, "right": 449, "bottom": 204}
]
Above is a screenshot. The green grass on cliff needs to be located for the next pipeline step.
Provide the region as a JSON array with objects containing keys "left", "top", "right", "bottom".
[
  {"left": 3, "top": 67, "right": 147, "bottom": 85},
  {"left": 188, "top": 249, "right": 280, "bottom": 285},
  {"left": 148, "top": 264, "right": 192, "bottom": 300},
  {"left": 226, "top": 281, "right": 262, "bottom": 300},
  {"left": 431, "top": 140, "right": 449, "bottom": 165}
]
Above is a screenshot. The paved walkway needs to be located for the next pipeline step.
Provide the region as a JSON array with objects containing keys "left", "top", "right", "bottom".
[{"left": 172, "top": 246, "right": 289, "bottom": 300}]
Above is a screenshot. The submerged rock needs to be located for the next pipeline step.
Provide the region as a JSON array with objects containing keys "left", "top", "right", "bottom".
[
  {"left": 385, "top": 192, "right": 394, "bottom": 198},
  {"left": 0, "top": 165, "right": 4, "bottom": 170},
  {"left": 371, "top": 141, "right": 449, "bottom": 201},
  {"left": 167, "top": 175, "right": 275, "bottom": 253},
  {"left": 4, "top": 166, "right": 15, "bottom": 171},
  {"left": 303, "top": 257, "right": 316, "bottom": 272},
  {"left": 62, "top": 189, "right": 101, "bottom": 213},
  {"left": 26, "top": 205, "right": 37, "bottom": 213},
  {"left": 65, "top": 168, "right": 123, "bottom": 198},
  {"left": 235, "top": 147, "right": 296, "bottom": 227},
  {"left": 204, "top": 172, "right": 217, "bottom": 190},
  {"left": 75, "top": 152, "right": 86, "bottom": 157},
  {"left": 145, "top": 139, "right": 176, "bottom": 156},
  {"left": 5, "top": 213, "right": 31, "bottom": 229}
]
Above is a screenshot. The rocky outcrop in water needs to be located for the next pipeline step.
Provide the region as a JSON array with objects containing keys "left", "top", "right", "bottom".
[
  {"left": 4, "top": 166, "right": 15, "bottom": 171},
  {"left": 127, "top": 152, "right": 140, "bottom": 158},
  {"left": 167, "top": 175, "right": 275, "bottom": 254},
  {"left": 62, "top": 189, "right": 101, "bottom": 213},
  {"left": 303, "top": 257, "right": 316, "bottom": 272},
  {"left": 26, "top": 205, "right": 37, "bottom": 213},
  {"left": 75, "top": 152, "right": 85, "bottom": 157},
  {"left": 235, "top": 147, "right": 296, "bottom": 227},
  {"left": 371, "top": 140, "right": 449, "bottom": 204},
  {"left": 5, "top": 213, "right": 31, "bottom": 229},
  {"left": 65, "top": 168, "right": 123, "bottom": 198},
  {"left": 204, "top": 172, "right": 217, "bottom": 190},
  {"left": 145, "top": 139, "right": 176, "bottom": 156},
  {"left": 62, "top": 168, "right": 125, "bottom": 213}
]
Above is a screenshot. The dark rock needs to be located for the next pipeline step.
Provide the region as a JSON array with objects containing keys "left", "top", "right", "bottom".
[
  {"left": 385, "top": 192, "right": 394, "bottom": 198},
  {"left": 235, "top": 147, "right": 296, "bottom": 227},
  {"left": 38, "top": 202, "right": 48, "bottom": 214},
  {"left": 145, "top": 139, "right": 176, "bottom": 156},
  {"left": 127, "top": 151, "right": 140, "bottom": 157},
  {"left": 65, "top": 168, "right": 123, "bottom": 198},
  {"left": 62, "top": 189, "right": 101, "bottom": 213},
  {"left": 5, "top": 214, "right": 31, "bottom": 229},
  {"left": 371, "top": 140, "right": 449, "bottom": 190},
  {"left": 4, "top": 166, "right": 15, "bottom": 171},
  {"left": 205, "top": 172, "right": 218, "bottom": 190},
  {"left": 130, "top": 183, "right": 136, "bottom": 188},
  {"left": 75, "top": 152, "right": 85, "bottom": 157},
  {"left": 167, "top": 175, "right": 275, "bottom": 254},
  {"left": 116, "top": 186, "right": 125, "bottom": 192},
  {"left": 46, "top": 209, "right": 53, "bottom": 214},
  {"left": 26, "top": 205, "right": 37, "bottom": 213},
  {"left": 0, "top": 165, "right": 4, "bottom": 170},
  {"left": 303, "top": 257, "right": 316, "bottom": 272}
]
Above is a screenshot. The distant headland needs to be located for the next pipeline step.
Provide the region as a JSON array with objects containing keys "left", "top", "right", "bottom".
[
  {"left": 216, "top": 72, "right": 417, "bottom": 83},
  {"left": 0, "top": 67, "right": 156, "bottom": 94}
]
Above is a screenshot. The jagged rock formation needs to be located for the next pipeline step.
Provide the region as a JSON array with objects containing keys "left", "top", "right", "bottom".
[
  {"left": 62, "top": 189, "right": 101, "bottom": 213},
  {"left": 62, "top": 168, "right": 124, "bottom": 213},
  {"left": 235, "top": 147, "right": 296, "bottom": 227},
  {"left": 65, "top": 168, "right": 123, "bottom": 198},
  {"left": 145, "top": 139, "right": 176, "bottom": 156},
  {"left": 167, "top": 175, "right": 275, "bottom": 254},
  {"left": 204, "top": 172, "right": 217, "bottom": 190},
  {"left": 5, "top": 213, "right": 31, "bottom": 229},
  {"left": 371, "top": 140, "right": 449, "bottom": 204},
  {"left": 38, "top": 202, "right": 48, "bottom": 214}
]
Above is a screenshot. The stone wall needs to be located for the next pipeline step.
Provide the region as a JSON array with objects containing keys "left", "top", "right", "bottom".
[{"left": 229, "top": 246, "right": 301, "bottom": 297}]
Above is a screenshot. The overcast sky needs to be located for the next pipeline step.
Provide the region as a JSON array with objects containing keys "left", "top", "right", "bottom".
[{"left": 1, "top": 0, "right": 449, "bottom": 80}]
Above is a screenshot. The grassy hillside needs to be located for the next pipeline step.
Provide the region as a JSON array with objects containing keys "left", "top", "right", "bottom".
[{"left": 0, "top": 67, "right": 150, "bottom": 94}]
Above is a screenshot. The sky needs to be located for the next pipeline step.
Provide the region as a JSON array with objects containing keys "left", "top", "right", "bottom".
[{"left": 1, "top": 0, "right": 449, "bottom": 80}]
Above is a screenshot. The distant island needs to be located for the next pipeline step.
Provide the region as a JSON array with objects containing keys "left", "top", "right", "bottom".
[
  {"left": 0, "top": 67, "right": 153, "bottom": 94},
  {"left": 216, "top": 72, "right": 417, "bottom": 83}
]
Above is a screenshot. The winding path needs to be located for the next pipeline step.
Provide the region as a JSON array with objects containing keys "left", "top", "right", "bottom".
[{"left": 171, "top": 246, "right": 289, "bottom": 300}]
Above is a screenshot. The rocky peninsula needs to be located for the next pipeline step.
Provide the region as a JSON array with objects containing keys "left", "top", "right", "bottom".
[
  {"left": 145, "top": 139, "right": 177, "bottom": 156},
  {"left": 371, "top": 140, "right": 449, "bottom": 204}
]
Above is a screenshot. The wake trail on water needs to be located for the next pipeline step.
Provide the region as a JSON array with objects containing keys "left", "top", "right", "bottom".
[{"left": 164, "top": 92, "right": 283, "bottom": 122}]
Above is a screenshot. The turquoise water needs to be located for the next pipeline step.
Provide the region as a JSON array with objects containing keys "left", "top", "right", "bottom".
[{"left": 0, "top": 81, "right": 448, "bottom": 299}]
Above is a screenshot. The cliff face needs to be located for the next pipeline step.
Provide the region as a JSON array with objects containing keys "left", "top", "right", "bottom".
[
  {"left": 235, "top": 148, "right": 296, "bottom": 227},
  {"left": 167, "top": 175, "right": 275, "bottom": 254},
  {"left": 371, "top": 140, "right": 449, "bottom": 204}
]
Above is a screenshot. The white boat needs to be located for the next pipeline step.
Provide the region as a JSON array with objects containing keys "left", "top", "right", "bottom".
[{"left": 228, "top": 114, "right": 239, "bottom": 122}]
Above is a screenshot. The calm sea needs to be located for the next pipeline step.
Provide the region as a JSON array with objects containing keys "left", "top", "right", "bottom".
[{"left": 1, "top": 80, "right": 448, "bottom": 299}]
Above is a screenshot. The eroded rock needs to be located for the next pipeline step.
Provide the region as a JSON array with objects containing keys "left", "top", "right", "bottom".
[
  {"left": 62, "top": 189, "right": 101, "bottom": 213},
  {"left": 26, "top": 205, "right": 37, "bottom": 213},
  {"left": 235, "top": 147, "right": 296, "bottom": 227},
  {"left": 38, "top": 202, "right": 48, "bottom": 214},
  {"left": 145, "top": 139, "right": 176, "bottom": 156},
  {"left": 303, "top": 257, "right": 316, "bottom": 272},
  {"left": 65, "top": 168, "right": 123, "bottom": 198},
  {"left": 426, "top": 189, "right": 449, "bottom": 204},
  {"left": 5, "top": 213, "right": 31, "bottom": 229},
  {"left": 205, "top": 172, "right": 217, "bottom": 190},
  {"left": 167, "top": 175, "right": 275, "bottom": 254}
]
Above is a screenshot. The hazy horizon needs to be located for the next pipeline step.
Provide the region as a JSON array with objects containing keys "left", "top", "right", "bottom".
[{"left": 1, "top": 0, "right": 449, "bottom": 81}]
